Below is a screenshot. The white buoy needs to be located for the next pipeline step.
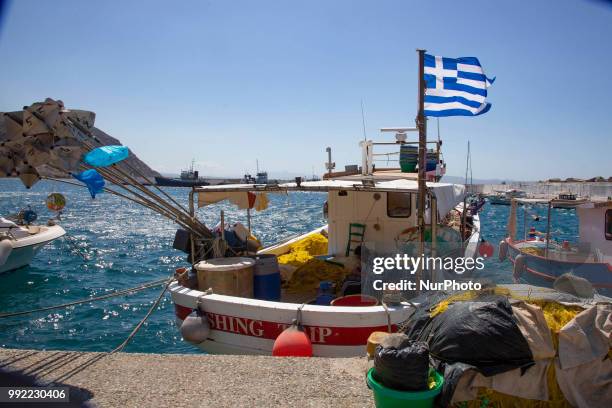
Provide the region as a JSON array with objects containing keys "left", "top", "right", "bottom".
[{"left": 180, "top": 311, "right": 210, "bottom": 344}]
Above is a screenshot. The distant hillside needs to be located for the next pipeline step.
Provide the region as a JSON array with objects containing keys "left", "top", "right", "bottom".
[{"left": 0, "top": 113, "right": 159, "bottom": 178}]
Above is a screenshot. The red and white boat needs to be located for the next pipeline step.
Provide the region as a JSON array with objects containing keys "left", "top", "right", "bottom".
[{"left": 169, "top": 133, "right": 481, "bottom": 357}]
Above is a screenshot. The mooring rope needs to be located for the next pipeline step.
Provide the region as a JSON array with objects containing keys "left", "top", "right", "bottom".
[
  {"left": 0, "top": 277, "right": 171, "bottom": 319},
  {"left": 110, "top": 275, "right": 174, "bottom": 353}
]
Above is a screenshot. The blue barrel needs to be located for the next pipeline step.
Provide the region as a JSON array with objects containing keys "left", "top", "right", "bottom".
[
  {"left": 426, "top": 151, "right": 438, "bottom": 172},
  {"left": 399, "top": 145, "right": 418, "bottom": 173},
  {"left": 250, "top": 254, "right": 281, "bottom": 301}
]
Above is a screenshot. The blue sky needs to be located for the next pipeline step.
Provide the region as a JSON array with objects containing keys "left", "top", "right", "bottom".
[{"left": 0, "top": 0, "right": 611, "bottom": 180}]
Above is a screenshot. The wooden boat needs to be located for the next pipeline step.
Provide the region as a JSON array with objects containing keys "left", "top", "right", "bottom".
[
  {"left": 551, "top": 192, "right": 589, "bottom": 209},
  {"left": 169, "top": 130, "right": 482, "bottom": 356},
  {"left": 500, "top": 198, "right": 612, "bottom": 296},
  {"left": 488, "top": 189, "right": 527, "bottom": 205}
]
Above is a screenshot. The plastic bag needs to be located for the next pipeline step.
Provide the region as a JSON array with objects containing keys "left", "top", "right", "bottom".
[
  {"left": 83, "top": 145, "right": 128, "bottom": 167},
  {"left": 73, "top": 169, "right": 105, "bottom": 198},
  {"left": 373, "top": 333, "right": 430, "bottom": 391}
]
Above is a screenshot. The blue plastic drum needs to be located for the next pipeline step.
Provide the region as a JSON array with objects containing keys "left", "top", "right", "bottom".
[{"left": 250, "top": 254, "right": 281, "bottom": 301}]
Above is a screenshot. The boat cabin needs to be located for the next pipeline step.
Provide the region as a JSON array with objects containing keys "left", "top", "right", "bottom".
[
  {"left": 507, "top": 198, "right": 612, "bottom": 263},
  {"left": 577, "top": 200, "right": 612, "bottom": 263},
  {"left": 192, "top": 178, "right": 468, "bottom": 257}
]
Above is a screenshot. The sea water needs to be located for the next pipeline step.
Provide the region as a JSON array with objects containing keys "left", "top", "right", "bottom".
[{"left": 0, "top": 179, "right": 578, "bottom": 353}]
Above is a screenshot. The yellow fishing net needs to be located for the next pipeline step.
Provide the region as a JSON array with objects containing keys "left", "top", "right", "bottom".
[
  {"left": 521, "top": 246, "right": 545, "bottom": 257},
  {"left": 277, "top": 233, "right": 328, "bottom": 267},
  {"left": 283, "top": 258, "right": 348, "bottom": 294}
]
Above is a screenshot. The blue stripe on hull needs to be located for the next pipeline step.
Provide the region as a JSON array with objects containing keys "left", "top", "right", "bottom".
[{"left": 507, "top": 245, "right": 612, "bottom": 297}]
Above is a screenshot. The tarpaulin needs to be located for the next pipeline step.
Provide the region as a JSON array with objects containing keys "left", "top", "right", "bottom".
[{"left": 402, "top": 292, "right": 534, "bottom": 406}]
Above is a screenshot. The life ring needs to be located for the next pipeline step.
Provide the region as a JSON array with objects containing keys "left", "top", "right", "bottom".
[
  {"left": 513, "top": 254, "right": 526, "bottom": 283},
  {"left": 498, "top": 240, "right": 508, "bottom": 261}
]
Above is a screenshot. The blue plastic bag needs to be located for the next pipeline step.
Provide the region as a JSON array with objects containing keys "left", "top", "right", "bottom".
[
  {"left": 73, "top": 169, "right": 105, "bottom": 198},
  {"left": 83, "top": 145, "right": 129, "bottom": 167}
]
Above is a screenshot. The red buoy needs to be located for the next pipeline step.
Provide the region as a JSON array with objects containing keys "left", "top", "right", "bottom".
[
  {"left": 272, "top": 322, "right": 313, "bottom": 357},
  {"left": 479, "top": 241, "right": 494, "bottom": 258}
]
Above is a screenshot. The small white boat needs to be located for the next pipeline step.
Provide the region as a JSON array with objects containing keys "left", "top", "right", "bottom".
[{"left": 0, "top": 217, "right": 66, "bottom": 273}]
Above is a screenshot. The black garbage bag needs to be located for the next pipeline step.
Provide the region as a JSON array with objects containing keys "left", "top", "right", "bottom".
[
  {"left": 373, "top": 333, "right": 430, "bottom": 391},
  {"left": 402, "top": 293, "right": 535, "bottom": 407}
]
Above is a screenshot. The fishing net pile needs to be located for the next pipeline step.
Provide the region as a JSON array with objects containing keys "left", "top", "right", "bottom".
[
  {"left": 400, "top": 288, "right": 611, "bottom": 407},
  {"left": 283, "top": 258, "right": 348, "bottom": 294},
  {"left": 0, "top": 98, "right": 212, "bottom": 244},
  {"left": 277, "top": 232, "right": 328, "bottom": 267},
  {"left": 0, "top": 99, "right": 96, "bottom": 187},
  {"left": 274, "top": 232, "right": 351, "bottom": 294}
]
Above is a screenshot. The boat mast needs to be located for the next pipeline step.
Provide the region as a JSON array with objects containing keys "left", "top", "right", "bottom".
[
  {"left": 413, "top": 49, "right": 429, "bottom": 287},
  {"left": 416, "top": 49, "right": 427, "bottom": 259}
]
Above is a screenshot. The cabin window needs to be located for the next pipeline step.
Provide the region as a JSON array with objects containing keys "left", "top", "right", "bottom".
[
  {"left": 606, "top": 210, "right": 612, "bottom": 241},
  {"left": 387, "top": 192, "right": 412, "bottom": 218}
]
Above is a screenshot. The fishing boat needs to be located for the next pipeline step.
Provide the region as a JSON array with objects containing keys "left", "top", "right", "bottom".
[
  {"left": 0, "top": 216, "right": 65, "bottom": 273},
  {"left": 488, "top": 189, "right": 527, "bottom": 205},
  {"left": 499, "top": 197, "right": 612, "bottom": 296},
  {"left": 169, "top": 128, "right": 482, "bottom": 357},
  {"left": 155, "top": 160, "right": 210, "bottom": 187},
  {"left": 551, "top": 192, "right": 589, "bottom": 209}
]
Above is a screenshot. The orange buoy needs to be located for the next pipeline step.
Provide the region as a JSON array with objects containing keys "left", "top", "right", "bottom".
[
  {"left": 479, "top": 241, "right": 494, "bottom": 258},
  {"left": 272, "top": 321, "right": 312, "bottom": 357}
]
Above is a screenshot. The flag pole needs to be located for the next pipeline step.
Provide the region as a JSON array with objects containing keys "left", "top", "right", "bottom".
[{"left": 416, "top": 48, "right": 427, "bottom": 288}]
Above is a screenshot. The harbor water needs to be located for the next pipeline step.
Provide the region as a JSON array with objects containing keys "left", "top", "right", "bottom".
[{"left": 0, "top": 179, "right": 579, "bottom": 353}]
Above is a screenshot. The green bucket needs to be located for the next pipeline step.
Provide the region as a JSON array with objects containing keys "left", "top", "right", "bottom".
[
  {"left": 399, "top": 162, "right": 417, "bottom": 173},
  {"left": 366, "top": 368, "right": 444, "bottom": 408}
]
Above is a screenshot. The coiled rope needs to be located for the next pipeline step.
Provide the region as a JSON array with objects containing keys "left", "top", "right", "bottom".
[{"left": 0, "top": 277, "right": 171, "bottom": 319}]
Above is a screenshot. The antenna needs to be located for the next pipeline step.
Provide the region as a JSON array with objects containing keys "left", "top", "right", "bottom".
[
  {"left": 361, "top": 99, "right": 367, "bottom": 141},
  {"left": 256, "top": 159, "right": 259, "bottom": 174},
  {"left": 325, "top": 147, "right": 335, "bottom": 177}
]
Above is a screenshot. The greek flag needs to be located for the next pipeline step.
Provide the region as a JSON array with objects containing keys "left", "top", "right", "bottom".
[{"left": 424, "top": 54, "right": 494, "bottom": 117}]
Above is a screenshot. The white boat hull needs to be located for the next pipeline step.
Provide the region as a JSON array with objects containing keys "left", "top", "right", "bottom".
[
  {"left": 171, "top": 206, "right": 481, "bottom": 356},
  {"left": 170, "top": 282, "right": 414, "bottom": 357},
  {"left": 0, "top": 225, "right": 66, "bottom": 273}
]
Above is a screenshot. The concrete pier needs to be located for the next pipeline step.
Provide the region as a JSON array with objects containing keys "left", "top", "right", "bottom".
[{"left": 0, "top": 348, "right": 371, "bottom": 407}]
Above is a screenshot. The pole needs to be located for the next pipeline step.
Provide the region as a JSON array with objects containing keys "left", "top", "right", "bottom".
[
  {"left": 545, "top": 202, "right": 552, "bottom": 258},
  {"left": 431, "top": 195, "right": 437, "bottom": 282},
  {"left": 416, "top": 49, "right": 427, "bottom": 286}
]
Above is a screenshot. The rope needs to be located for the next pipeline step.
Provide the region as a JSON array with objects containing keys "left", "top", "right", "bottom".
[
  {"left": 0, "top": 278, "right": 170, "bottom": 319},
  {"left": 63, "top": 234, "right": 90, "bottom": 262},
  {"left": 381, "top": 301, "right": 392, "bottom": 332},
  {"left": 110, "top": 276, "right": 173, "bottom": 353}
]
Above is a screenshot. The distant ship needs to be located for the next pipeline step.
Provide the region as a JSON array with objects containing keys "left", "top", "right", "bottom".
[
  {"left": 241, "top": 160, "right": 269, "bottom": 184},
  {"left": 155, "top": 160, "right": 210, "bottom": 187}
]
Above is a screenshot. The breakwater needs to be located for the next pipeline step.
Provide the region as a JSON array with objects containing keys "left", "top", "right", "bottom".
[{"left": 473, "top": 182, "right": 612, "bottom": 199}]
